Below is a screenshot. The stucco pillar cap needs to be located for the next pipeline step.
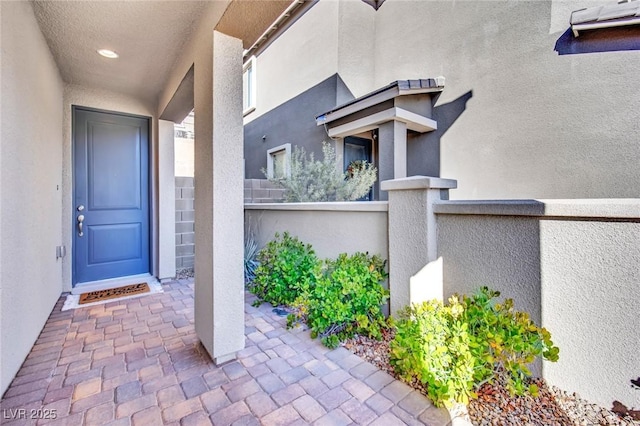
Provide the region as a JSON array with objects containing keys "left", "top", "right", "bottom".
[{"left": 380, "top": 175, "right": 457, "bottom": 191}]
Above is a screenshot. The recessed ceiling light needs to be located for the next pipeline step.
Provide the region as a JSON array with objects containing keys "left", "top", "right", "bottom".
[{"left": 97, "top": 49, "right": 118, "bottom": 59}]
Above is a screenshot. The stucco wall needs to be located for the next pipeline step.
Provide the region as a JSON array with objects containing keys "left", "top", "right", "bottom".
[
  {"left": 0, "top": 1, "right": 64, "bottom": 396},
  {"left": 245, "top": 202, "right": 389, "bottom": 263},
  {"left": 435, "top": 200, "right": 640, "bottom": 408},
  {"left": 245, "top": 0, "right": 640, "bottom": 199},
  {"left": 374, "top": 0, "right": 640, "bottom": 199},
  {"left": 244, "top": 0, "right": 340, "bottom": 123},
  {"left": 244, "top": 75, "right": 348, "bottom": 179},
  {"left": 61, "top": 84, "right": 156, "bottom": 291}
]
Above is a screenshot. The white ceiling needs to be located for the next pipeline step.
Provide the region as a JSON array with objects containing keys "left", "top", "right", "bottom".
[{"left": 32, "top": 0, "right": 212, "bottom": 107}]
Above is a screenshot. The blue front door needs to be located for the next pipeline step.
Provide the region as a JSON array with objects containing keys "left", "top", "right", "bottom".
[{"left": 73, "top": 107, "right": 150, "bottom": 285}]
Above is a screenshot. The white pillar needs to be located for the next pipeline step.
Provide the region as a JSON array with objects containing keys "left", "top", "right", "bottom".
[
  {"left": 158, "top": 120, "right": 176, "bottom": 280},
  {"left": 334, "top": 137, "right": 344, "bottom": 174},
  {"left": 194, "top": 30, "right": 245, "bottom": 364},
  {"left": 381, "top": 176, "right": 457, "bottom": 315},
  {"left": 392, "top": 121, "right": 407, "bottom": 179}
]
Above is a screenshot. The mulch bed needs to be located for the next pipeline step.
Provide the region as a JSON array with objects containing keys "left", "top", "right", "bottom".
[{"left": 344, "top": 329, "right": 639, "bottom": 426}]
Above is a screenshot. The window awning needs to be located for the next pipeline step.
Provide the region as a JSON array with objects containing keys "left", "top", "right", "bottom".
[
  {"left": 571, "top": 0, "right": 640, "bottom": 36},
  {"left": 315, "top": 78, "right": 444, "bottom": 136}
]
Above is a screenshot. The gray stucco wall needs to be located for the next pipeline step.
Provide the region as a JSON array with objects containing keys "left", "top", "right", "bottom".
[
  {"left": 0, "top": 1, "right": 64, "bottom": 396},
  {"left": 435, "top": 201, "right": 640, "bottom": 408},
  {"left": 244, "top": 74, "right": 352, "bottom": 179}
]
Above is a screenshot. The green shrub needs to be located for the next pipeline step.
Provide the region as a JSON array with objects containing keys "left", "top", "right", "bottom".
[
  {"left": 292, "top": 252, "right": 389, "bottom": 348},
  {"left": 390, "top": 297, "right": 475, "bottom": 407},
  {"left": 390, "top": 287, "right": 559, "bottom": 407},
  {"left": 250, "top": 232, "right": 319, "bottom": 306},
  {"left": 461, "top": 287, "right": 559, "bottom": 395},
  {"left": 267, "top": 142, "right": 377, "bottom": 202}
]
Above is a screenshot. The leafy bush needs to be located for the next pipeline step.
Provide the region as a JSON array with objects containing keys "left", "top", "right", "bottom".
[
  {"left": 249, "top": 232, "right": 319, "bottom": 306},
  {"left": 390, "top": 297, "right": 475, "bottom": 407},
  {"left": 267, "top": 142, "right": 377, "bottom": 202},
  {"left": 461, "top": 287, "right": 559, "bottom": 395},
  {"left": 390, "top": 287, "right": 559, "bottom": 408},
  {"left": 300, "top": 253, "right": 389, "bottom": 348}
]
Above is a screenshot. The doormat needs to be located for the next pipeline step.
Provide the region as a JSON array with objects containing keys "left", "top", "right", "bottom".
[
  {"left": 79, "top": 283, "right": 149, "bottom": 304},
  {"left": 62, "top": 281, "right": 163, "bottom": 311}
]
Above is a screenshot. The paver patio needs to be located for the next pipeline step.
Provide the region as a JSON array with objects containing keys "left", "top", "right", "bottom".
[{"left": 0, "top": 278, "right": 458, "bottom": 425}]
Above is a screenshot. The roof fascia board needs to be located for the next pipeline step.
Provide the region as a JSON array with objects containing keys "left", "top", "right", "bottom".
[
  {"left": 327, "top": 107, "right": 437, "bottom": 138},
  {"left": 572, "top": 16, "right": 640, "bottom": 36},
  {"left": 317, "top": 86, "right": 400, "bottom": 125},
  {"left": 316, "top": 86, "right": 444, "bottom": 126}
]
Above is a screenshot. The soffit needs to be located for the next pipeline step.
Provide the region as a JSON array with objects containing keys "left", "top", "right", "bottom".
[
  {"left": 216, "top": 0, "right": 294, "bottom": 50},
  {"left": 31, "top": 1, "right": 214, "bottom": 106}
]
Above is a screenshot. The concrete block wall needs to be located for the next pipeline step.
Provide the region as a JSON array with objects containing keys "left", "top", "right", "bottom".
[
  {"left": 174, "top": 178, "right": 282, "bottom": 271},
  {"left": 244, "top": 179, "right": 285, "bottom": 203},
  {"left": 175, "top": 176, "right": 195, "bottom": 269}
]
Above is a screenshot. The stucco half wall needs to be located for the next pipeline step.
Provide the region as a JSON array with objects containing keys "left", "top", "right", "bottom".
[
  {"left": 435, "top": 200, "right": 640, "bottom": 409},
  {"left": 245, "top": 202, "right": 389, "bottom": 263}
]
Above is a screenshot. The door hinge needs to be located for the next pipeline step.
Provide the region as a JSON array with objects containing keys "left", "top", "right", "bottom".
[{"left": 56, "top": 245, "right": 66, "bottom": 259}]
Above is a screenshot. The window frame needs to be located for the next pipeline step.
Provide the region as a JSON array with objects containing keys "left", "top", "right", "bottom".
[
  {"left": 243, "top": 56, "right": 257, "bottom": 116},
  {"left": 266, "top": 143, "right": 291, "bottom": 180}
]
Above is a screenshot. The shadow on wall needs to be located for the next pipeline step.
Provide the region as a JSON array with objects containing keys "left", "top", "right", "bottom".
[
  {"left": 409, "top": 90, "right": 473, "bottom": 177},
  {"left": 555, "top": 27, "right": 640, "bottom": 55}
]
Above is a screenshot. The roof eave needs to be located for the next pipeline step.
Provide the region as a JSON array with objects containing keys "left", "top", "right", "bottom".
[
  {"left": 571, "top": 16, "right": 640, "bottom": 36},
  {"left": 316, "top": 79, "right": 444, "bottom": 126}
]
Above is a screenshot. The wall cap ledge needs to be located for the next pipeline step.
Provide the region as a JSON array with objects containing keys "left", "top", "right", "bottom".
[
  {"left": 381, "top": 176, "right": 457, "bottom": 191},
  {"left": 244, "top": 201, "right": 389, "bottom": 212},
  {"left": 434, "top": 199, "right": 640, "bottom": 219}
]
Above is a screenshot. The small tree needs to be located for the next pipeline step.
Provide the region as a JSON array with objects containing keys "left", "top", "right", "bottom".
[{"left": 267, "top": 142, "right": 377, "bottom": 202}]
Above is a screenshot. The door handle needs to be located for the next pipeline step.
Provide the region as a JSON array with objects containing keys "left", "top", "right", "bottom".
[{"left": 77, "top": 214, "right": 85, "bottom": 237}]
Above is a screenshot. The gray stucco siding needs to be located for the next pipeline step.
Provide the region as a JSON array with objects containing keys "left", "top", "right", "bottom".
[{"left": 244, "top": 74, "right": 353, "bottom": 179}]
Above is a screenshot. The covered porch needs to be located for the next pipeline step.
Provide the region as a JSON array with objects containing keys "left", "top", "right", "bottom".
[{"left": 1, "top": 0, "right": 290, "bottom": 396}]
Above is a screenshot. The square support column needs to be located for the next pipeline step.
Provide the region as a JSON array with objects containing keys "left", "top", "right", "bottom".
[
  {"left": 392, "top": 121, "right": 407, "bottom": 179},
  {"left": 377, "top": 120, "right": 408, "bottom": 201},
  {"left": 158, "top": 120, "right": 176, "bottom": 280},
  {"left": 194, "top": 30, "right": 245, "bottom": 364},
  {"left": 381, "top": 176, "right": 457, "bottom": 315}
]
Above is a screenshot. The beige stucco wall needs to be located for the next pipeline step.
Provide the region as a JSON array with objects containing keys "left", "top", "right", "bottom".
[
  {"left": 245, "top": 202, "right": 389, "bottom": 263},
  {"left": 0, "top": 1, "right": 64, "bottom": 395},
  {"left": 374, "top": 0, "right": 640, "bottom": 199},
  {"left": 248, "top": 0, "right": 639, "bottom": 199},
  {"left": 61, "top": 84, "right": 156, "bottom": 291},
  {"left": 244, "top": 0, "right": 338, "bottom": 123},
  {"left": 435, "top": 200, "right": 640, "bottom": 408}
]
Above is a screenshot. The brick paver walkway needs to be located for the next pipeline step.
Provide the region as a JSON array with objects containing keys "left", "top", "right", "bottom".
[{"left": 0, "top": 279, "right": 460, "bottom": 425}]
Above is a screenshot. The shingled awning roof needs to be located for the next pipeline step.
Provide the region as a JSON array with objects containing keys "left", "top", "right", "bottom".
[
  {"left": 316, "top": 78, "right": 444, "bottom": 126},
  {"left": 571, "top": 0, "right": 640, "bottom": 36}
]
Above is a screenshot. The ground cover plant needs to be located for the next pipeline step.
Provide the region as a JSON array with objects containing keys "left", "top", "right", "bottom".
[
  {"left": 292, "top": 252, "right": 389, "bottom": 348},
  {"left": 249, "top": 232, "right": 318, "bottom": 306},
  {"left": 249, "top": 233, "right": 389, "bottom": 348},
  {"left": 389, "top": 287, "right": 559, "bottom": 408}
]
